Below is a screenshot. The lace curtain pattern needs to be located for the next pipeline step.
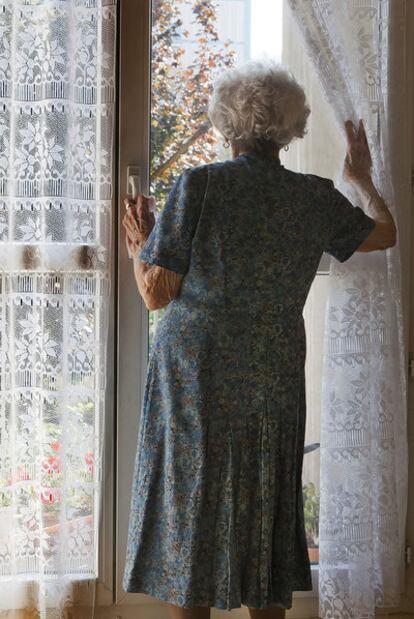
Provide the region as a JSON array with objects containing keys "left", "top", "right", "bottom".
[
  {"left": 0, "top": 1, "right": 116, "bottom": 616},
  {"left": 286, "top": 2, "right": 409, "bottom": 618}
]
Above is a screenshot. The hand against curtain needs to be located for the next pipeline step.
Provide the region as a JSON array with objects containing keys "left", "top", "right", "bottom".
[
  {"left": 343, "top": 119, "right": 372, "bottom": 184},
  {"left": 342, "top": 119, "right": 396, "bottom": 248},
  {"left": 122, "top": 194, "right": 155, "bottom": 254}
]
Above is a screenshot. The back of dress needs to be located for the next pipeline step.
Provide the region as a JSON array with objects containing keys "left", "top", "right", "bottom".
[{"left": 140, "top": 149, "right": 376, "bottom": 377}]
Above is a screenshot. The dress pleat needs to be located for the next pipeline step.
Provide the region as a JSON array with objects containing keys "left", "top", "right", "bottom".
[{"left": 225, "top": 421, "right": 239, "bottom": 607}]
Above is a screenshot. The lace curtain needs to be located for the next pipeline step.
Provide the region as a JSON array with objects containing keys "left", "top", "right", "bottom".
[
  {"left": 285, "top": 1, "right": 409, "bottom": 618},
  {"left": 0, "top": 1, "right": 116, "bottom": 617}
]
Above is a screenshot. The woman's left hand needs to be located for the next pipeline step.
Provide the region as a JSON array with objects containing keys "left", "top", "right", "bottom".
[
  {"left": 122, "top": 194, "right": 155, "bottom": 256},
  {"left": 343, "top": 119, "right": 372, "bottom": 185}
]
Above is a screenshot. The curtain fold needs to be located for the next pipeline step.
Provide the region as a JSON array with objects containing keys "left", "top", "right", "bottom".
[
  {"left": 285, "top": 2, "right": 409, "bottom": 618},
  {"left": 0, "top": 1, "right": 116, "bottom": 617}
]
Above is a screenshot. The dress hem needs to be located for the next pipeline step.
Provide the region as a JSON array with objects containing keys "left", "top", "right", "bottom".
[{"left": 122, "top": 579, "right": 314, "bottom": 611}]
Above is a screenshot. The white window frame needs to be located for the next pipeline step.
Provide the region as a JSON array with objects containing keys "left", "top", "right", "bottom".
[{"left": 114, "top": 0, "right": 152, "bottom": 609}]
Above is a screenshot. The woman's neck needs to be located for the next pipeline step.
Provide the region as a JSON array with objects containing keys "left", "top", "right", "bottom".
[{"left": 231, "top": 143, "right": 281, "bottom": 159}]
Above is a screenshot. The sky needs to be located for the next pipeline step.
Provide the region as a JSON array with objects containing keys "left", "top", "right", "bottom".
[{"left": 250, "top": 0, "right": 283, "bottom": 61}]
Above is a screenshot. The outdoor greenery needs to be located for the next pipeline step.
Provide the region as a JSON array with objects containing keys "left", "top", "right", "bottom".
[
  {"left": 0, "top": 401, "right": 94, "bottom": 522},
  {"left": 150, "top": 0, "right": 235, "bottom": 205},
  {"left": 303, "top": 481, "right": 320, "bottom": 547}
]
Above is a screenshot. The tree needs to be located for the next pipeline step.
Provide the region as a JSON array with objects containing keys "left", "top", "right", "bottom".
[{"left": 151, "top": 0, "right": 236, "bottom": 204}]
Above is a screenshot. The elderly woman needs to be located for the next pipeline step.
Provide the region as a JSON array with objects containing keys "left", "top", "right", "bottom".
[{"left": 121, "top": 61, "right": 396, "bottom": 619}]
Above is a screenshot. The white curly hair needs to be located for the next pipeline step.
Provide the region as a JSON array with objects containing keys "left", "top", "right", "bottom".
[{"left": 208, "top": 59, "right": 311, "bottom": 153}]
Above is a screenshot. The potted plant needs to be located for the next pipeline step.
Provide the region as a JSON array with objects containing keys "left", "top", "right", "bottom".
[{"left": 302, "top": 481, "right": 320, "bottom": 564}]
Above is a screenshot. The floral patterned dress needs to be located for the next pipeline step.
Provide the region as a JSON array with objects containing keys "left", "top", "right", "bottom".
[{"left": 122, "top": 150, "right": 376, "bottom": 610}]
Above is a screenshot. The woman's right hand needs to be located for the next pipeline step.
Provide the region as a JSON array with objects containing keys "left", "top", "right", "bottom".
[
  {"left": 132, "top": 194, "right": 156, "bottom": 243},
  {"left": 343, "top": 119, "right": 372, "bottom": 185},
  {"left": 122, "top": 194, "right": 156, "bottom": 256}
]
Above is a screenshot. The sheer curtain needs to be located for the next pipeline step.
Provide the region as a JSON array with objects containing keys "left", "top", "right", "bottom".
[
  {"left": 0, "top": 1, "right": 116, "bottom": 617},
  {"left": 285, "top": 1, "right": 409, "bottom": 618}
]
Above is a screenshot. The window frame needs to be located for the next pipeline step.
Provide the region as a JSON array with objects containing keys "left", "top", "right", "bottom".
[{"left": 114, "top": 0, "right": 152, "bottom": 608}]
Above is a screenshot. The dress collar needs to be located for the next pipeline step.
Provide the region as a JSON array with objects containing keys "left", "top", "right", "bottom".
[{"left": 237, "top": 150, "right": 283, "bottom": 166}]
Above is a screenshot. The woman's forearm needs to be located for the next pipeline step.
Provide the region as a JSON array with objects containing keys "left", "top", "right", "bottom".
[
  {"left": 132, "top": 251, "right": 153, "bottom": 307},
  {"left": 351, "top": 177, "right": 394, "bottom": 226},
  {"left": 342, "top": 119, "right": 396, "bottom": 250},
  {"left": 122, "top": 199, "right": 182, "bottom": 308},
  {"left": 132, "top": 252, "right": 183, "bottom": 311},
  {"left": 351, "top": 177, "right": 397, "bottom": 250}
]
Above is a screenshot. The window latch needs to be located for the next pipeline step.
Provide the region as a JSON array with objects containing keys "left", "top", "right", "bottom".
[
  {"left": 125, "top": 165, "right": 141, "bottom": 259},
  {"left": 409, "top": 353, "right": 414, "bottom": 379}
]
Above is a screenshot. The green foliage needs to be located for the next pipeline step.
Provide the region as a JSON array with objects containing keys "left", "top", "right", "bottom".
[
  {"left": 149, "top": 305, "right": 167, "bottom": 349},
  {"left": 303, "top": 481, "right": 320, "bottom": 547},
  {"left": 151, "top": 0, "right": 236, "bottom": 205}
]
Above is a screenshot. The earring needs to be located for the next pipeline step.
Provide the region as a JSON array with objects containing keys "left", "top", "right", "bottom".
[
  {"left": 283, "top": 144, "right": 289, "bottom": 152},
  {"left": 223, "top": 139, "right": 230, "bottom": 149}
]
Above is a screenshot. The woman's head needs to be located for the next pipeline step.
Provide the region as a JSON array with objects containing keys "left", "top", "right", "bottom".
[{"left": 208, "top": 59, "right": 310, "bottom": 154}]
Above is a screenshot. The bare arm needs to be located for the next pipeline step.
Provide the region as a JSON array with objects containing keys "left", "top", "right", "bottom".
[
  {"left": 350, "top": 177, "right": 396, "bottom": 251},
  {"left": 343, "top": 119, "right": 397, "bottom": 252},
  {"left": 131, "top": 255, "right": 183, "bottom": 311},
  {"left": 122, "top": 195, "right": 183, "bottom": 310}
]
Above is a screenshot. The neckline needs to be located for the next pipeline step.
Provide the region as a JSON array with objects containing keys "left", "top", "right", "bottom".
[{"left": 237, "top": 151, "right": 283, "bottom": 167}]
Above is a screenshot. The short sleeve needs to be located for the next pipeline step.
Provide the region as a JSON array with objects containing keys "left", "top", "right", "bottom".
[
  {"left": 139, "top": 166, "right": 208, "bottom": 275},
  {"left": 321, "top": 180, "right": 376, "bottom": 263}
]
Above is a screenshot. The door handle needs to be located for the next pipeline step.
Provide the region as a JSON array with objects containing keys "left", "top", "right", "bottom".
[
  {"left": 125, "top": 165, "right": 156, "bottom": 259},
  {"left": 125, "top": 165, "right": 141, "bottom": 259}
]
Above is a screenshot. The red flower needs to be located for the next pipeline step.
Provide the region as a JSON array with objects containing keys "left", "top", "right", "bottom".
[
  {"left": 15, "top": 464, "right": 30, "bottom": 481},
  {"left": 42, "top": 455, "right": 61, "bottom": 475},
  {"left": 85, "top": 450, "right": 93, "bottom": 474},
  {"left": 40, "top": 488, "right": 61, "bottom": 504}
]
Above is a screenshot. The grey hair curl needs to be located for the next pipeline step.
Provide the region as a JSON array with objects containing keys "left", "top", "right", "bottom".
[{"left": 208, "top": 59, "right": 310, "bottom": 152}]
